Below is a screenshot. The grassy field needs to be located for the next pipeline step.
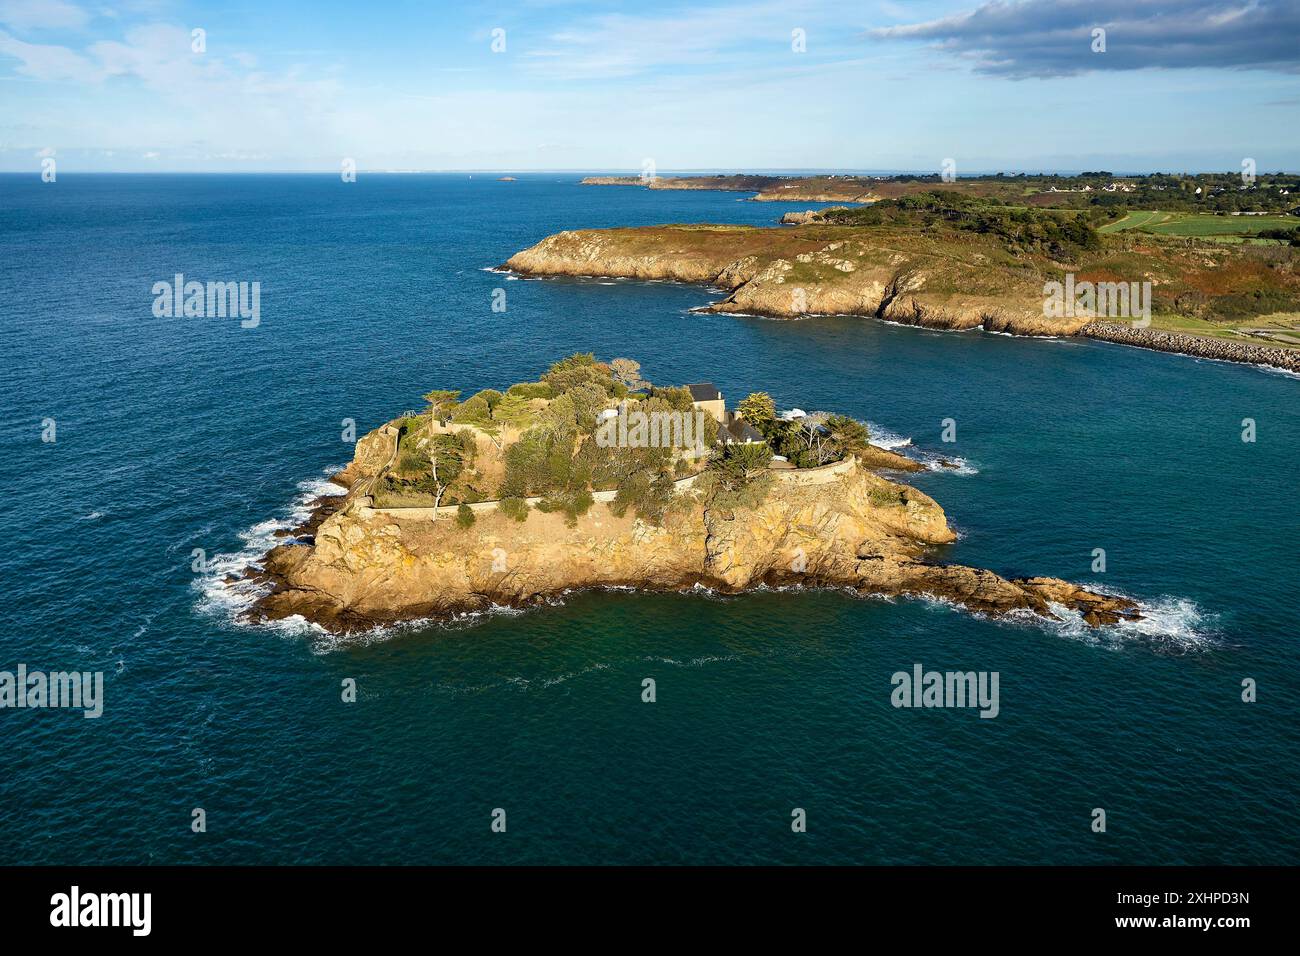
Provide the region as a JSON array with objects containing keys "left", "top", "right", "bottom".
[
  {"left": 1100, "top": 210, "right": 1298, "bottom": 240},
  {"left": 1098, "top": 210, "right": 1168, "bottom": 232}
]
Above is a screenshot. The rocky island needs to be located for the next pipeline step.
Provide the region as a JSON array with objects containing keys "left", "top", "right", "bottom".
[{"left": 239, "top": 356, "right": 1139, "bottom": 633}]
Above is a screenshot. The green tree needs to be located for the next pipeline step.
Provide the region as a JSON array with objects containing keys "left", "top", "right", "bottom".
[
  {"left": 453, "top": 390, "right": 503, "bottom": 447},
  {"left": 737, "top": 391, "right": 777, "bottom": 437},
  {"left": 652, "top": 385, "right": 694, "bottom": 411},
  {"left": 782, "top": 415, "right": 837, "bottom": 467},
  {"left": 425, "top": 433, "right": 471, "bottom": 509},
  {"left": 703, "top": 442, "right": 773, "bottom": 512},
  {"left": 456, "top": 503, "right": 476, "bottom": 528},
  {"left": 506, "top": 381, "right": 555, "bottom": 400},
  {"left": 824, "top": 414, "right": 870, "bottom": 458},
  {"left": 422, "top": 389, "right": 461, "bottom": 427},
  {"left": 609, "top": 358, "right": 648, "bottom": 391},
  {"left": 738, "top": 391, "right": 776, "bottom": 422},
  {"left": 543, "top": 353, "right": 614, "bottom": 395},
  {"left": 610, "top": 471, "right": 675, "bottom": 525}
]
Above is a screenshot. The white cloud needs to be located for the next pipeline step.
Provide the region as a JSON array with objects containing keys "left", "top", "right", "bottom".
[
  {"left": 0, "top": 15, "right": 356, "bottom": 164},
  {"left": 0, "top": 0, "right": 90, "bottom": 31},
  {"left": 0, "top": 28, "right": 100, "bottom": 80},
  {"left": 523, "top": 1, "right": 821, "bottom": 80}
]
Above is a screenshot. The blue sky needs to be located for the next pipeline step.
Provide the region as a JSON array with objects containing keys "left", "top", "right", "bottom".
[{"left": 2, "top": 0, "right": 1298, "bottom": 173}]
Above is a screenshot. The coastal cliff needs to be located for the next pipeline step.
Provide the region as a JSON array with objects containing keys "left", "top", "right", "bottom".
[
  {"left": 504, "top": 221, "right": 1300, "bottom": 362},
  {"left": 504, "top": 226, "right": 1088, "bottom": 336},
  {"left": 247, "top": 431, "right": 1137, "bottom": 633}
]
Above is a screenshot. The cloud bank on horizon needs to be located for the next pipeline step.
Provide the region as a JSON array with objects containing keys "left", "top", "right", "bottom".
[{"left": 0, "top": 0, "right": 1297, "bottom": 172}]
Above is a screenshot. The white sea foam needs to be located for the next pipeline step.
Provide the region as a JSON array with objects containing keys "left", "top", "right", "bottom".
[
  {"left": 982, "top": 328, "right": 1064, "bottom": 340},
  {"left": 875, "top": 317, "right": 978, "bottom": 333},
  {"left": 194, "top": 465, "right": 347, "bottom": 625},
  {"left": 923, "top": 455, "right": 978, "bottom": 476},
  {"left": 304, "top": 602, "right": 529, "bottom": 655},
  {"left": 1260, "top": 363, "right": 1300, "bottom": 380},
  {"left": 865, "top": 421, "right": 979, "bottom": 474},
  {"left": 1103, "top": 595, "right": 1218, "bottom": 653},
  {"left": 865, "top": 422, "right": 912, "bottom": 451},
  {"left": 642, "top": 653, "right": 741, "bottom": 667},
  {"left": 917, "top": 589, "right": 1219, "bottom": 653}
]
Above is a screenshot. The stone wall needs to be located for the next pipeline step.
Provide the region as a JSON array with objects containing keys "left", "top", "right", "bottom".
[{"left": 769, "top": 455, "right": 857, "bottom": 486}]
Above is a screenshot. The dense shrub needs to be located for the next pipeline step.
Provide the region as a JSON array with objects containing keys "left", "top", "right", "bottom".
[
  {"left": 454, "top": 393, "right": 493, "bottom": 424},
  {"left": 823, "top": 192, "right": 1102, "bottom": 259},
  {"left": 498, "top": 496, "right": 529, "bottom": 522},
  {"left": 610, "top": 471, "right": 675, "bottom": 524},
  {"left": 651, "top": 385, "right": 695, "bottom": 411},
  {"left": 702, "top": 443, "right": 773, "bottom": 512},
  {"left": 536, "top": 489, "right": 594, "bottom": 526},
  {"left": 506, "top": 381, "right": 555, "bottom": 400},
  {"left": 543, "top": 353, "right": 615, "bottom": 395}
]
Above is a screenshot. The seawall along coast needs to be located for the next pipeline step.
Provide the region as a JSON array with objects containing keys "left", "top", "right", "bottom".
[{"left": 1082, "top": 322, "right": 1300, "bottom": 373}]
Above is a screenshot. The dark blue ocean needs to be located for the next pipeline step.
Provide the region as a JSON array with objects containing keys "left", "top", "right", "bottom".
[{"left": 1, "top": 173, "right": 1296, "bottom": 865}]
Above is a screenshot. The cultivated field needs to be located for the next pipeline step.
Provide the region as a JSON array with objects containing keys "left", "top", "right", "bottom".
[{"left": 1101, "top": 210, "right": 1299, "bottom": 241}]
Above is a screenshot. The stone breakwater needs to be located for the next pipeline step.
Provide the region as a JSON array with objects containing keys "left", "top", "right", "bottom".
[{"left": 1082, "top": 323, "right": 1300, "bottom": 373}]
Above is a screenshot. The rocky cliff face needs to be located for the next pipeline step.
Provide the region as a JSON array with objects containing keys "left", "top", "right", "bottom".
[
  {"left": 504, "top": 228, "right": 741, "bottom": 284},
  {"left": 505, "top": 227, "right": 1091, "bottom": 337},
  {"left": 248, "top": 444, "right": 1138, "bottom": 633},
  {"left": 781, "top": 208, "right": 853, "bottom": 224}
]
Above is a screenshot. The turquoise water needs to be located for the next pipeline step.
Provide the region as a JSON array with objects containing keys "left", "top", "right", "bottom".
[{"left": 1, "top": 173, "right": 1296, "bottom": 865}]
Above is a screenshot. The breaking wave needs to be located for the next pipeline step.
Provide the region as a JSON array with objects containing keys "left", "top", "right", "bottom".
[
  {"left": 866, "top": 421, "right": 979, "bottom": 475},
  {"left": 916, "top": 590, "right": 1218, "bottom": 653},
  {"left": 193, "top": 466, "right": 347, "bottom": 626}
]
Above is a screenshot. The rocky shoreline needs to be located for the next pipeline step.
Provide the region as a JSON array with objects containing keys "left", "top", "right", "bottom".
[
  {"left": 502, "top": 229, "right": 1300, "bottom": 368},
  {"left": 503, "top": 227, "right": 1087, "bottom": 336},
  {"left": 1082, "top": 322, "right": 1300, "bottom": 373},
  {"left": 242, "top": 446, "right": 1140, "bottom": 634}
]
